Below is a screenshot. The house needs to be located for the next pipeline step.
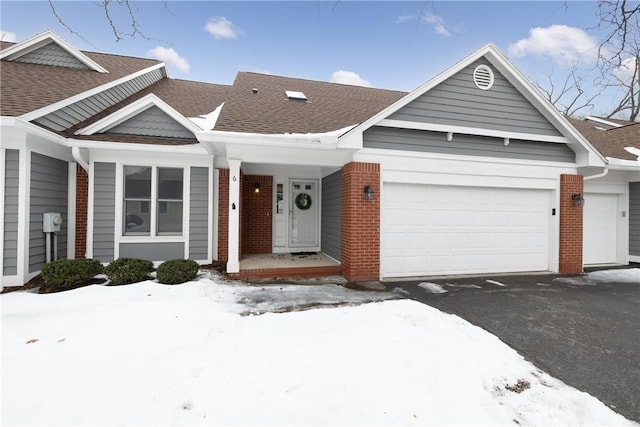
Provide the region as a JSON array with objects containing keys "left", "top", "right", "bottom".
[{"left": 1, "top": 30, "right": 638, "bottom": 288}]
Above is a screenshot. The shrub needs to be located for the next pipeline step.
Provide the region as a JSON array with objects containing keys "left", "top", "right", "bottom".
[
  {"left": 41, "top": 258, "right": 104, "bottom": 292},
  {"left": 156, "top": 259, "right": 200, "bottom": 284},
  {"left": 105, "top": 258, "right": 154, "bottom": 285}
]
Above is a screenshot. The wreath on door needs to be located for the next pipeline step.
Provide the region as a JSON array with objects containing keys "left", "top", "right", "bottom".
[{"left": 295, "top": 193, "right": 312, "bottom": 210}]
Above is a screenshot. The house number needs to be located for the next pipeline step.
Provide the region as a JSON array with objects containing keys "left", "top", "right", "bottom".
[{"left": 232, "top": 176, "right": 237, "bottom": 181}]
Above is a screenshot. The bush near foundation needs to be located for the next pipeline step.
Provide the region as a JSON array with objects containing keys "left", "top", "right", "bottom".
[
  {"left": 105, "top": 258, "right": 154, "bottom": 285},
  {"left": 156, "top": 259, "right": 199, "bottom": 284},
  {"left": 41, "top": 258, "right": 104, "bottom": 291}
]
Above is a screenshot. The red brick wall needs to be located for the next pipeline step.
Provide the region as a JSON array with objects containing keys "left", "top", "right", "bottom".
[
  {"left": 341, "top": 162, "right": 380, "bottom": 282},
  {"left": 75, "top": 164, "right": 88, "bottom": 259},
  {"left": 242, "top": 175, "right": 273, "bottom": 254},
  {"left": 559, "top": 174, "right": 584, "bottom": 273},
  {"left": 217, "top": 169, "right": 229, "bottom": 261}
]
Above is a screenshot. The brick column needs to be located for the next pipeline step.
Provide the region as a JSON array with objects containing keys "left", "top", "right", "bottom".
[
  {"left": 341, "top": 162, "right": 380, "bottom": 282},
  {"left": 559, "top": 174, "right": 584, "bottom": 273},
  {"left": 75, "top": 164, "right": 88, "bottom": 259},
  {"left": 217, "top": 169, "right": 229, "bottom": 261}
]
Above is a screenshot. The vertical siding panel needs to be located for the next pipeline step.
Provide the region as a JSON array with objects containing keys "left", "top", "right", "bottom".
[
  {"left": 29, "top": 153, "right": 68, "bottom": 272},
  {"left": 189, "top": 167, "right": 209, "bottom": 260},
  {"left": 3, "top": 150, "right": 20, "bottom": 275},
  {"left": 93, "top": 163, "right": 116, "bottom": 262},
  {"left": 321, "top": 170, "right": 341, "bottom": 261}
]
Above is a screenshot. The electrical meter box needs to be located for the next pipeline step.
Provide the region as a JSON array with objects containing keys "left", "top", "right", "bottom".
[{"left": 43, "top": 212, "right": 63, "bottom": 233}]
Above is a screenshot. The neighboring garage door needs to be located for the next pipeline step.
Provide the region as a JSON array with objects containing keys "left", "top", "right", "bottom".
[
  {"left": 583, "top": 193, "right": 617, "bottom": 265},
  {"left": 382, "top": 183, "right": 551, "bottom": 278}
]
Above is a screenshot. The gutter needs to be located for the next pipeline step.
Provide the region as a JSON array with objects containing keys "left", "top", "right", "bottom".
[
  {"left": 71, "top": 146, "right": 89, "bottom": 172},
  {"left": 583, "top": 167, "right": 609, "bottom": 181}
]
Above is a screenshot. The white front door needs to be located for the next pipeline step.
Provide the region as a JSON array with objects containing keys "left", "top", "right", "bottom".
[{"left": 290, "top": 180, "right": 318, "bottom": 248}]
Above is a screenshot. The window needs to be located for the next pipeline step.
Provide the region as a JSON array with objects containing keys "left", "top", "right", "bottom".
[{"left": 123, "top": 166, "right": 183, "bottom": 236}]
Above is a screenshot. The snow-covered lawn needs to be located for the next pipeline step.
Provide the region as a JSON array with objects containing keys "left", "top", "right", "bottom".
[{"left": 2, "top": 273, "right": 636, "bottom": 426}]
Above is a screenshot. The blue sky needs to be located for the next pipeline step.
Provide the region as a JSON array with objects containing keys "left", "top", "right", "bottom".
[{"left": 0, "top": 1, "right": 621, "bottom": 116}]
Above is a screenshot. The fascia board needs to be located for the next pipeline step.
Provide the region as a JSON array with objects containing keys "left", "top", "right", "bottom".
[
  {"left": 0, "top": 116, "right": 69, "bottom": 147},
  {"left": 0, "top": 30, "right": 109, "bottom": 73},
  {"left": 75, "top": 93, "right": 202, "bottom": 135},
  {"left": 482, "top": 49, "right": 607, "bottom": 167},
  {"left": 19, "top": 63, "right": 166, "bottom": 122},
  {"left": 68, "top": 138, "right": 209, "bottom": 154}
]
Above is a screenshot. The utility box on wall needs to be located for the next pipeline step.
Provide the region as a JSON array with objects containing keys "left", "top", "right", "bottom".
[{"left": 43, "top": 212, "right": 62, "bottom": 233}]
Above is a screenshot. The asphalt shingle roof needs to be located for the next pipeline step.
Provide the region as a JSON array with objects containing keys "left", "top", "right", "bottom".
[
  {"left": 0, "top": 41, "right": 162, "bottom": 117},
  {"left": 569, "top": 117, "right": 640, "bottom": 161},
  {"left": 214, "top": 72, "right": 407, "bottom": 134}
]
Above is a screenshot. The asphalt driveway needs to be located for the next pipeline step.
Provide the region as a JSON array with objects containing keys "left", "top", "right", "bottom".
[{"left": 386, "top": 266, "right": 640, "bottom": 422}]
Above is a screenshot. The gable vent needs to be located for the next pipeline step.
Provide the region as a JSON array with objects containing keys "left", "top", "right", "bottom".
[{"left": 473, "top": 65, "right": 494, "bottom": 90}]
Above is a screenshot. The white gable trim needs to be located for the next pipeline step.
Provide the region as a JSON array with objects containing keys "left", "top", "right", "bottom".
[
  {"left": 377, "top": 119, "right": 569, "bottom": 144},
  {"left": 19, "top": 63, "right": 166, "bottom": 122},
  {"left": 0, "top": 30, "right": 109, "bottom": 73},
  {"left": 75, "top": 93, "right": 202, "bottom": 136},
  {"left": 339, "top": 43, "right": 606, "bottom": 168},
  {"left": 584, "top": 116, "right": 623, "bottom": 128}
]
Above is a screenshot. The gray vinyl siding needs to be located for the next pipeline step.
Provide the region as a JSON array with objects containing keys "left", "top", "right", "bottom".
[
  {"left": 389, "top": 57, "right": 563, "bottom": 137},
  {"left": 108, "top": 106, "right": 196, "bottom": 140},
  {"left": 3, "top": 150, "right": 19, "bottom": 275},
  {"left": 29, "top": 153, "right": 68, "bottom": 273},
  {"left": 14, "top": 42, "right": 90, "bottom": 70},
  {"left": 321, "top": 170, "right": 341, "bottom": 261},
  {"left": 630, "top": 182, "right": 640, "bottom": 256},
  {"left": 93, "top": 162, "right": 116, "bottom": 262},
  {"left": 364, "top": 126, "right": 575, "bottom": 163},
  {"left": 189, "top": 167, "right": 209, "bottom": 260},
  {"left": 34, "top": 68, "right": 164, "bottom": 131},
  {"left": 119, "top": 242, "right": 185, "bottom": 261}
]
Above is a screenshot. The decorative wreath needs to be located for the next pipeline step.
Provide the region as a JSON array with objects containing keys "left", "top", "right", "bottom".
[{"left": 295, "top": 193, "right": 312, "bottom": 210}]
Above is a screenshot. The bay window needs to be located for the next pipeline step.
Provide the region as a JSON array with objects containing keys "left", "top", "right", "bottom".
[{"left": 123, "top": 166, "right": 183, "bottom": 236}]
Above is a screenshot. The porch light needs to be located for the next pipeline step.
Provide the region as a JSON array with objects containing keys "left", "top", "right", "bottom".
[
  {"left": 364, "top": 185, "right": 374, "bottom": 201},
  {"left": 254, "top": 183, "right": 260, "bottom": 193},
  {"left": 571, "top": 193, "right": 585, "bottom": 206}
]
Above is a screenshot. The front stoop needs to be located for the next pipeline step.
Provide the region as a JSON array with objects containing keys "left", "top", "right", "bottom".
[{"left": 228, "top": 265, "right": 342, "bottom": 280}]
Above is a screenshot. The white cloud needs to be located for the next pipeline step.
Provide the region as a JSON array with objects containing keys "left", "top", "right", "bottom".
[
  {"left": 146, "top": 47, "right": 190, "bottom": 73},
  {"left": 508, "top": 25, "right": 599, "bottom": 65},
  {"left": 1, "top": 30, "right": 17, "bottom": 42},
  {"left": 395, "top": 14, "right": 417, "bottom": 24},
  {"left": 204, "top": 16, "right": 241, "bottom": 40},
  {"left": 422, "top": 13, "right": 451, "bottom": 36},
  {"left": 330, "top": 70, "right": 372, "bottom": 87},
  {"left": 614, "top": 56, "right": 638, "bottom": 83}
]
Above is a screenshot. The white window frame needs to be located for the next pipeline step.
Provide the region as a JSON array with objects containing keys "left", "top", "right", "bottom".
[{"left": 119, "top": 164, "right": 188, "bottom": 240}]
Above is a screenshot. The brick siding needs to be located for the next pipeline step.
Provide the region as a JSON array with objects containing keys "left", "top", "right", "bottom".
[
  {"left": 559, "top": 174, "right": 584, "bottom": 273},
  {"left": 217, "top": 169, "right": 229, "bottom": 261},
  {"left": 341, "top": 162, "right": 380, "bottom": 282},
  {"left": 75, "top": 164, "right": 88, "bottom": 259},
  {"left": 242, "top": 175, "right": 273, "bottom": 254}
]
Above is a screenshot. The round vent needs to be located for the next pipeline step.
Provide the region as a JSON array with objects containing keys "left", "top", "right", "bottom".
[{"left": 473, "top": 65, "right": 494, "bottom": 90}]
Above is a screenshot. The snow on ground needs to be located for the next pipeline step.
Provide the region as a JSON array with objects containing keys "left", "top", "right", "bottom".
[
  {"left": 2, "top": 274, "right": 636, "bottom": 426},
  {"left": 486, "top": 279, "right": 507, "bottom": 287},
  {"left": 554, "top": 268, "right": 640, "bottom": 286},
  {"left": 417, "top": 282, "right": 448, "bottom": 294}
]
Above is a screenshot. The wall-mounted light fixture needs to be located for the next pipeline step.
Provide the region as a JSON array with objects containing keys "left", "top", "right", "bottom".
[
  {"left": 254, "top": 183, "right": 260, "bottom": 193},
  {"left": 571, "top": 193, "right": 585, "bottom": 206},
  {"left": 364, "top": 185, "right": 374, "bottom": 201}
]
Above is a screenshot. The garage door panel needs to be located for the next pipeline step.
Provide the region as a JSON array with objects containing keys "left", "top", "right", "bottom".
[{"left": 382, "top": 183, "right": 551, "bottom": 277}]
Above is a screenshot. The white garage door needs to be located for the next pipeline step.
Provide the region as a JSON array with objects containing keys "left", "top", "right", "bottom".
[
  {"left": 583, "top": 193, "right": 618, "bottom": 265},
  {"left": 382, "top": 183, "right": 551, "bottom": 278}
]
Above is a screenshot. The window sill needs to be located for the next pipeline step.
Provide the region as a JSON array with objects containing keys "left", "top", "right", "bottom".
[{"left": 120, "top": 236, "right": 185, "bottom": 244}]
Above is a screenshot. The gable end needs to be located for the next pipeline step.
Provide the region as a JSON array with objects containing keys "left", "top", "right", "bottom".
[
  {"left": 106, "top": 106, "right": 196, "bottom": 140},
  {"left": 388, "top": 57, "right": 563, "bottom": 137},
  {"left": 12, "top": 41, "right": 91, "bottom": 70}
]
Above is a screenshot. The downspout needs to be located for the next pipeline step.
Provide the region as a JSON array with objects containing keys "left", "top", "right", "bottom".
[{"left": 71, "top": 146, "right": 89, "bottom": 172}]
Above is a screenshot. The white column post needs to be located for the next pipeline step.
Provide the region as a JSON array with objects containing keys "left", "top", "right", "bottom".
[{"left": 227, "top": 159, "right": 241, "bottom": 273}]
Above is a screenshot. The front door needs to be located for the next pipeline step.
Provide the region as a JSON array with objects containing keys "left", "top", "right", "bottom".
[{"left": 290, "top": 180, "right": 318, "bottom": 247}]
